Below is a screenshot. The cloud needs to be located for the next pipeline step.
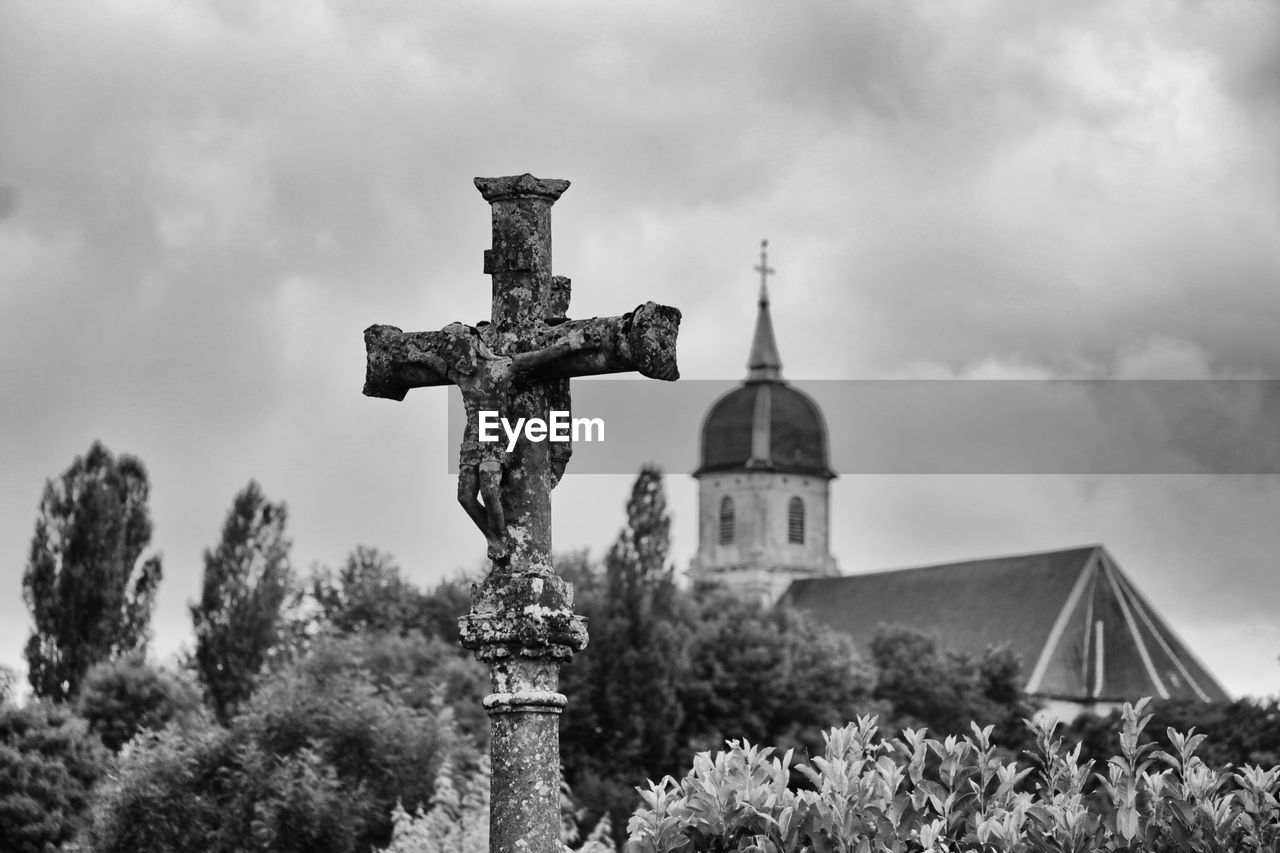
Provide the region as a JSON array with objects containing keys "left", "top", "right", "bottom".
[{"left": 1, "top": 0, "right": 1278, "bottom": 699}]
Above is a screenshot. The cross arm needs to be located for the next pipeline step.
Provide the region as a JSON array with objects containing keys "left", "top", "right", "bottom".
[
  {"left": 362, "top": 324, "right": 455, "bottom": 400},
  {"left": 531, "top": 302, "right": 682, "bottom": 382},
  {"left": 364, "top": 300, "right": 680, "bottom": 401}
]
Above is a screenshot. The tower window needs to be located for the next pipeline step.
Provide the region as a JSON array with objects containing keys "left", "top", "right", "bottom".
[
  {"left": 719, "top": 496, "right": 735, "bottom": 545},
  {"left": 788, "top": 496, "right": 805, "bottom": 544}
]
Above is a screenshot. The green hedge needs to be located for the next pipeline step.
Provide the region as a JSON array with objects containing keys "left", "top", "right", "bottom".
[{"left": 626, "top": 699, "right": 1280, "bottom": 852}]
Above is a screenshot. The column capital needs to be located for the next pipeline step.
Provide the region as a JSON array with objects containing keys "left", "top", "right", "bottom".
[
  {"left": 458, "top": 575, "right": 588, "bottom": 663},
  {"left": 474, "top": 174, "right": 570, "bottom": 203}
]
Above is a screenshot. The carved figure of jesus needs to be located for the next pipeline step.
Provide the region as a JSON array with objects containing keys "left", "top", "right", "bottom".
[{"left": 425, "top": 322, "right": 594, "bottom": 560}]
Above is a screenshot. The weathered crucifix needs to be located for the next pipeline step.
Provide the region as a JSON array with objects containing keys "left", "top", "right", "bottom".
[{"left": 363, "top": 174, "right": 681, "bottom": 853}]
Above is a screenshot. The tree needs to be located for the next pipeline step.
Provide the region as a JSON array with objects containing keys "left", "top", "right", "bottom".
[
  {"left": 596, "top": 467, "right": 687, "bottom": 766},
  {"left": 76, "top": 652, "right": 204, "bottom": 751},
  {"left": 0, "top": 701, "right": 109, "bottom": 853},
  {"left": 302, "top": 547, "right": 490, "bottom": 743},
  {"left": 22, "top": 441, "right": 163, "bottom": 701},
  {"left": 418, "top": 574, "right": 475, "bottom": 646},
  {"left": 191, "top": 480, "right": 293, "bottom": 723},
  {"left": 868, "top": 624, "right": 1037, "bottom": 750},
  {"left": 561, "top": 468, "right": 692, "bottom": 840},
  {"left": 0, "top": 665, "right": 15, "bottom": 706},
  {"left": 680, "top": 591, "right": 874, "bottom": 758},
  {"left": 307, "top": 548, "right": 478, "bottom": 646},
  {"left": 299, "top": 630, "right": 490, "bottom": 750},
  {"left": 561, "top": 468, "right": 879, "bottom": 845},
  {"left": 89, "top": 638, "right": 477, "bottom": 853},
  {"left": 1064, "top": 695, "right": 1280, "bottom": 770},
  {"left": 311, "top": 546, "right": 430, "bottom": 636}
]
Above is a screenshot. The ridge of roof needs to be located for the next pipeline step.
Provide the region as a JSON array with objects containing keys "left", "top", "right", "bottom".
[{"left": 789, "top": 544, "right": 1103, "bottom": 587}]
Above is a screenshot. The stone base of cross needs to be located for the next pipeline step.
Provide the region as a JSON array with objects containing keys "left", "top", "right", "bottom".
[{"left": 363, "top": 174, "right": 681, "bottom": 853}]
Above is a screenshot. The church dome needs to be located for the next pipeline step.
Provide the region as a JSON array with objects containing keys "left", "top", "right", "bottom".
[
  {"left": 695, "top": 241, "right": 834, "bottom": 479},
  {"left": 697, "top": 381, "right": 833, "bottom": 477}
]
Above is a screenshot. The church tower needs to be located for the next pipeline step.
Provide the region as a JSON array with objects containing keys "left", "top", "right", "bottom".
[{"left": 689, "top": 241, "right": 839, "bottom": 605}]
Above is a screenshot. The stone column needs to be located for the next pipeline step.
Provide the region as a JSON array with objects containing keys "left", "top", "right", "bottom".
[
  {"left": 460, "top": 574, "right": 587, "bottom": 853},
  {"left": 461, "top": 175, "right": 588, "bottom": 853}
]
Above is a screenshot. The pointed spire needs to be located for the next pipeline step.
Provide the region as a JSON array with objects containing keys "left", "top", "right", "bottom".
[{"left": 747, "top": 239, "right": 782, "bottom": 382}]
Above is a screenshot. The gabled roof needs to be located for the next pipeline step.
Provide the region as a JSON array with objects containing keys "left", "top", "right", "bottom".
[{"left": 779, "top": 545, "right": 1229, "bottom": 704}]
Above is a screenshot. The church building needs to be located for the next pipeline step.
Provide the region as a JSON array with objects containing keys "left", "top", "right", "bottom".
[
  {"left": 689, "top": 241, "right": 839, "bottom": 604},
  {"left": 691, "top": 243, "right": 1229, "bottom": 718}
]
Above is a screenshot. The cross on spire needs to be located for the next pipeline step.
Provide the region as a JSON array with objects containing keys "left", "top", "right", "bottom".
[
  {"left": 754, "top": 238, "right": 775, "bottom": 304},
  {"left": 747, "top": 239, "right": 782, "bottom": 382}
]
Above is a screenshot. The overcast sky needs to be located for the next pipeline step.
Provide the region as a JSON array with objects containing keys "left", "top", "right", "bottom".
[{"left": 2, "top": 1, "right": 1278, "bottom": 700}]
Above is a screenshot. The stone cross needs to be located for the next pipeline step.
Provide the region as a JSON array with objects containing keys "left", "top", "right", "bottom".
[{"left": 363, "top": 174, "right": 681, "bottom": 853}]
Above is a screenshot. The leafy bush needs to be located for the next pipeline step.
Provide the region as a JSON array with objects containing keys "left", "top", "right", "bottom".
[
  {"left": 89, "top": 638, "right": 478, "bottom": 853},
  {"left": 379, "top": 754, "right": 491, "bottom": 853},
  {"left": 88, "top": 723, "right": 362, "bottom": 853},
  {"left": 1065, "top": 696, "right": 1280, "bottom": 771},
  {"left": 300, "top": 629, "right": 489, "bottom": 749},
  {"left": 76, "top": 653, "right": 204, "bottom": 751},
  {"left": 0, "top": 701, "right": 109, "bottom": 853},
  {"left": 626, "top": 699, "right": 1280, "bottom": 852},
  {"left": 377, "top": 753, "right": 615, "bottom": 853}
]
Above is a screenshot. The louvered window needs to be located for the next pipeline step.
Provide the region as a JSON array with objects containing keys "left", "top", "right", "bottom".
[
  {"left": 718, "top": 496, "right": 735, "bottom": 545},
  {"left": 788, "top": 497, "right": 805, "bottom": 544}
]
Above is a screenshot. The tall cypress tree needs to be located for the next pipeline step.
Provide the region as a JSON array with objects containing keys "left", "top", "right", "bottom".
[
  {"left": 22, "top": 441, "right": 163, "bottom": 702},
  {"left": 191, "top": 481, "right": 292, "bottom": 723},
  {"left": 598, "top": 465, "right": 686, "bottom": 773},
  {"left": 561, "top": 466, "right": 691, "bottom": 835}
]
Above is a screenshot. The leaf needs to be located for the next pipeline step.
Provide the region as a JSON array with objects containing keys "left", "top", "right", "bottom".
[
  {"left": 1117, "top": 804, "right": 1139, "bottom": 842},
  {"left": 917, "top": 780, "right": 948, "bottom": 814}
]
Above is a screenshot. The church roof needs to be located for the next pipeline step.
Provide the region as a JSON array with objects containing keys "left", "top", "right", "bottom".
[
  {"left": 747, "top": 278, "right": 782, "bottom": 382},
  {"left": 779, "top": 545, "right": 1229, "bottom": 704},
  {"left": 695, "top": 242, "right": 834, "bottom": 479},
  {"left": 697, "top": 382, "right": 834, "bottom": 478}
]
